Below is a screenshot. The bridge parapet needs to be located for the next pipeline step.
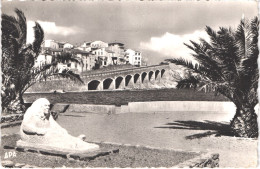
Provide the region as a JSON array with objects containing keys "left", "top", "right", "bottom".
[{"left": 82, "top": 64, "right": 169, "bottom": 78}]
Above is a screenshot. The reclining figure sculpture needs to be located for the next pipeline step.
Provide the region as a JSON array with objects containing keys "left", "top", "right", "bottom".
[{"left": 17, "top": 98, "right": 99, "bottom": 153}]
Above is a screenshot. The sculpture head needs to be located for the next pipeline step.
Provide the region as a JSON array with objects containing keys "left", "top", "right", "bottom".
[{"left": 31, "top": 98, "right": 51, "bottom": 118}]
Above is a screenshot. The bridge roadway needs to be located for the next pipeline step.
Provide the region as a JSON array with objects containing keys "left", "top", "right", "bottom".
[{"left": 81, "top": 64, "right": 170, "bottom": 91}]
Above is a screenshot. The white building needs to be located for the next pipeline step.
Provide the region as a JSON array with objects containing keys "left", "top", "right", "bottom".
[
  {"left": 86, "top": 54, "right": 97, "bottom": 70},
  {"left": 107, "top": 42, "right": 125, "bottom": 65},
  {"left": 105, "top": 49, "right": 115, "bottom": 66},
  {"left": 76, "top": 46, "right": 91, "bottom": 52},
  {"left": 125, "top": 49, "right": 142, "bottom": 66},
  {"left": 34, "top": 54, "right": 53, "bottom": 67},
  {"left": 91, "top": 48, "right": 108, "bottom": 67},
  {"left": 63, "top": 43, "right": 74, "bottom": 49},
  {"left": 90, "top": 40, "right": 108, "bottom": 49},
  {"left": 43, "top": 40, "right": 59, "bottom": 49}
]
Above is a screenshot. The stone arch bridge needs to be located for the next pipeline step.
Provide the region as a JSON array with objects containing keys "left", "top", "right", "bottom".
[{"left": 81, "top": 64, "right": 170, "bottom": 91}]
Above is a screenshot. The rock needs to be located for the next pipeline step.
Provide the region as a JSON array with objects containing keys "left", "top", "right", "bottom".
[
  {"left": 211, "top": 153, "right": 219, "bottom": 160},
  {"left": 4, "top": 115, "right": 12, "bottom": 122},
  {"left": 1, "top": 160, "right": 14, "bottom": 167},
  {"left": 22, "top": 164, "right": 33, "bottom": 168},
  {"left": 1, "top": 116, "right": 5, "bottom": 123},
  {"left": 15, "top": 163, "right": 26, "bottom": 168},
  {"left": 28, "top": 165, "right": 38, "bottom": 168}
]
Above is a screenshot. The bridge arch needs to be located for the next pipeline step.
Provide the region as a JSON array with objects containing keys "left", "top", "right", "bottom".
[
  {"left": 148, "top": 71, "right": 154, "bottom": 81},
  {"left": 103, "top": 78, "right": 114, "bottom": 90},
  {"left": 125, "top": 75, "right": 132, "bottom": 87},
  {"left": 161, "top": 69, "right": 166, "bottom": 78},
  {"left": 115, "top": 76, "right": 124, "bottom": 89},
  {"left": 141, "top": 72, "right": 147, "bottom": 83},
  {"left": 88, "top": 80, "right": 101, "bottom": 90},
  {"left": 155, "top": 70, "right": 160, "bottom": 80},
  {"left": 134, "top": 74, "right": 140, "bottom": 83}
]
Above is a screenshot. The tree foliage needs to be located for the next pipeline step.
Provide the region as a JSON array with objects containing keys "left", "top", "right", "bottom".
[
  {"left": 1, "top": 9, "right": 83, "bottom": 114},
  {"left": 166, "top": 17, "right": 259, "bottom": 138}
]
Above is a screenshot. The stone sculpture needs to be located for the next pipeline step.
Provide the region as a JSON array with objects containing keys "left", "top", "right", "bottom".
[{"left": 17, "top": 98, "right": 99, "bottom": 153}]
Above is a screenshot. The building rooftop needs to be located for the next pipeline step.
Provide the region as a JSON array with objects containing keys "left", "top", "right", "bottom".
[
  {"left": 71, "top": 49, "right": 90, "bottom": 54},
  {"left": 42, "top": 47, "right": 64, "bottom": 52},
  {"left": 105, "top": 49, "right": 115, "bottom": 53},
  {"left": 109, "top": 42, "right": 124, "bottom": 46}
]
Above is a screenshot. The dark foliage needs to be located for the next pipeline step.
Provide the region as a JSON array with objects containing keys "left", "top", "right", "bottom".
[
  {"left": 165, "top": 17, "right": 259, "bottom": 138},
  {"left": 1, "top": 9, "right": 83, "bottom": 114}
]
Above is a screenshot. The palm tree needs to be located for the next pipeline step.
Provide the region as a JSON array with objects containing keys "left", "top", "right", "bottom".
[
  {"left": 166, "top": 17, "right": 259, "bottom": 138},
  {"left": 1, "top": 9, "right": 83, "bottom": 115}
]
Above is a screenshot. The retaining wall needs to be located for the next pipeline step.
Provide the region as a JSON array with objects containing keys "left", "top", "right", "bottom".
[
  {"left": 51, "top": 101, "right": 259, "bottom": 114},
  {"left": 124, "top": 101, "right": 237, "bottom": 113},
  {"left": 66, "top": 104, "right": 116, "bottom": 114}
]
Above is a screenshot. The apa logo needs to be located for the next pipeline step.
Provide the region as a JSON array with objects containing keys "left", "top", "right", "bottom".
[{"left": 4, "top": 151, "right": 16, "bottom": 159}]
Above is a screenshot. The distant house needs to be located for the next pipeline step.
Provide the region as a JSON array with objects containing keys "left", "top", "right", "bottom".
[
  {"left": 63, "top": 43, "right": 74, "bottom": 49},
  {"left": 76, "top": 46, "right": 91, "bottom": 52},
  {"left": 86, "top": 54, "right": 96, "bottom": 70},
  {"left": 105, "top": 49, "right": 115, "bottom": 66},
  {"left": 89, "top": 40, "right": 108, "bottom": 49},
  {"left": 43, "top": 40, "right": 59, "bottom": 49},
  {"left": 42, "top": 47, "right": 63, "bottom": 56},
  {"left": 57, "top": 42, "right": 66, "bottom": 48},
  {"left": 125, "top": 49, "right": 142, "bottom": 66},
  {"left": 107, "top": 42, "right": 125, "bottom": 65},
  {"left": 71, "top": 49, "right": 90, "bottom": 72},
  {"left": 35, "top": 54, "right": 53, "bottom": 67},
  {"left": 91, "top": 48, "right": 108, "bottom": 68}
]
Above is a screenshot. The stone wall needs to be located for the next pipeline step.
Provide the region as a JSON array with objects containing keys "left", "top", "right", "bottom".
[
  {"left": 1, "top": 114, "right": 23, "bottom": 128},
  {"left": 67, "top": 104, "right": 116, "bottom": 114},
  {"left": 24, "top": 88, "right": 228, "bottom": 106},
  {"left": 125, "top": 101, "right": 237, "bottom": 113}
]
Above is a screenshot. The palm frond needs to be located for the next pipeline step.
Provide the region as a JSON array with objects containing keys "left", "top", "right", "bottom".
[
  {"left": 15, "top": 8, "right": 27, "bottom": 45},
  {"left": 32, "top": 22, "right": 44, "bottom": 56},
  {"left": 184, "top": 41, "right": 223, "bottom": 75},
  {"left": 1, "top": 14, "right": 19, "bottom": 38},
  {"left": 176, "top": 75, "right": 200, "bottom": 89},
  {"left": 165, "top": 58, "right": 221, "bottom": 81},
  {"left": 55, "top": 69, "right": 84, "bottom": 84}
]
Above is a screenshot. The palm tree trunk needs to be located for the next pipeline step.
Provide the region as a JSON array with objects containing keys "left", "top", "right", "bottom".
[{"left": 230, "top": 105, "right": 258, "bottom": 138}]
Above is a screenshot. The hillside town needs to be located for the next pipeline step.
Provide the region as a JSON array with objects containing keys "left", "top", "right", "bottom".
[{"left": 36, "top": 40, "right": 143, "bottom": 73}]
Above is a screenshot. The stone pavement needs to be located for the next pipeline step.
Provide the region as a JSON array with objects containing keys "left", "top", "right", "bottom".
[
  {"left": 57, "top": 111, "right": 258, "bottom": 168},
  {"left": 2, "top": 111, "right": 258, "bottom": 168}
]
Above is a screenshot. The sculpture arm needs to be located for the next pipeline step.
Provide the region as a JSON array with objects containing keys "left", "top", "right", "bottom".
[{"left": 22, "top": 116, "right": 48, "bottom": 135}]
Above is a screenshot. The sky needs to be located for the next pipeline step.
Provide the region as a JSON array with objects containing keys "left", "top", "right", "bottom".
[{"left": 2, "top": 1, "right": 258, "bottom": 65}]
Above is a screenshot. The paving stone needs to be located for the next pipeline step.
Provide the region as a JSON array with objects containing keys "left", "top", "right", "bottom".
[
  {"left": 69, "top": 148, "right": 117, "bottom": 161},
  {"left": 28, "top": 165, "right": 38, "bottom": 168},
  {"left": 1, "top": 160, "right": 14, "bottom": 167},
  {"left": 39, "top": 149, "right": 68, "bottom": 158},
  {"left": 22, "top": 164, "right": 32, "bottom": 168},
  {"left": 27, "top": 149, "right": 39, "bottom": 153},
  {"left": 15, "top": 147, "right": 25, "bottom": 152},
  {"left": 3, "top": 145, "right": 15, "bottom": 149},
  {"left": 111, "top": 149, "right": 119, "bottom": 153},
  {"left": 14, "top": 163, "right": 26, "bottom": 168}
]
